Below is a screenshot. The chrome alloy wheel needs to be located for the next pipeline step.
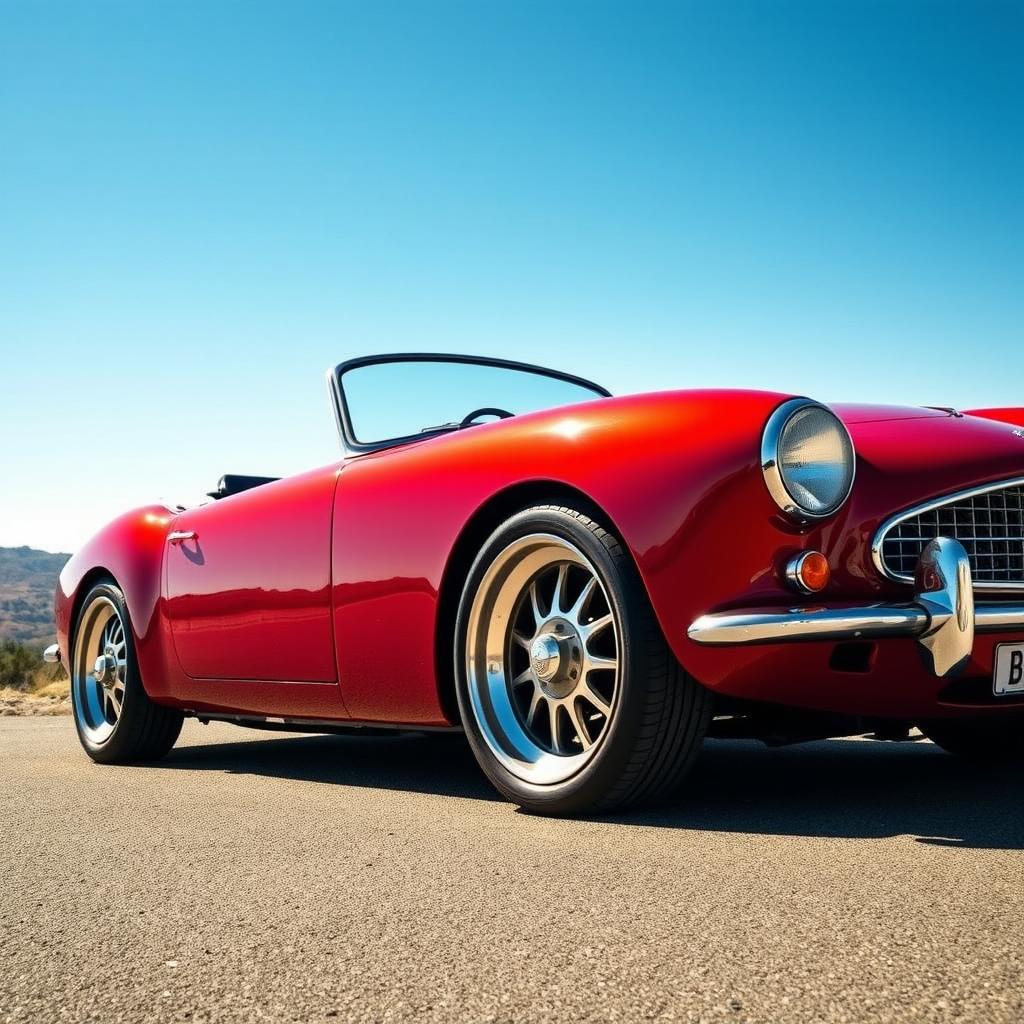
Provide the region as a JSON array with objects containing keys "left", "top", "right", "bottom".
[
  {"left": 72, "top": 596, "right": 128, "bottom": 744},
  {"left": 464, "top": 533, "right": 621, "bottom": 785}
]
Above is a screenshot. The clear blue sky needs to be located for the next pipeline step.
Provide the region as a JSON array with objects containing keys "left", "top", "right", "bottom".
[{"left": 1, "top": 1, "right": 1021, "bottom": 552}]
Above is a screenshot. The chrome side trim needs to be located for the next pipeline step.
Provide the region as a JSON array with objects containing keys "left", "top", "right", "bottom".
[
  {"left": 976, "top": 605, "right": 1024, "bottom": 630},
  {"left": 760, "top": 398, "right": 856, "bottom": 523},
  {"left": 871, "top": 475, "right": 1024, "bottom": 592},
  {"left": 43, "top": 643, "right": 61, "bottom": 664},
  {"left": 688, "top": 604, "right": 929, "bottom": 645},
  {"left": 689, "top": 601, "right": 1024, "bottom": 646},
  {"left": 688, "top": 539, "right": 1021, "bottom": 678}
]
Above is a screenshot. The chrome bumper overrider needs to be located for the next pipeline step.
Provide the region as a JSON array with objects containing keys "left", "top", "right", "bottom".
[
  {"left": 688, "top": 538, "right": 1024, "bottom": 678},
  {"left": 43, "top": 643, "right": 61, "bottom": 664}
]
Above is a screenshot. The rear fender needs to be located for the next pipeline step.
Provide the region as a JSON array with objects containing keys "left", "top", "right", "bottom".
[{"left": 56, "top": 505, "right": 179, "bottom": 700}]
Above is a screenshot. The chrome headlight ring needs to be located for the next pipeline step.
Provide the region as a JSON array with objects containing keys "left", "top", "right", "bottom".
[{"left": 761, "top": 398, "right": 856, "bottom": 522}]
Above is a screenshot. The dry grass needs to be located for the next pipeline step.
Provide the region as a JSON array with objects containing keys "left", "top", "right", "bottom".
[
  {"left": 34, "top": 678, "right": 70, "bottom": 700},
  {"left": 0, "top": 669, "right": 71, "bottom": 716}
]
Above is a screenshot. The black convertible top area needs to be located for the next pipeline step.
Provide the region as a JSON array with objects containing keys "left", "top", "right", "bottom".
[{"left": 207, "top": 474, "right": 279, "bottom": 500}]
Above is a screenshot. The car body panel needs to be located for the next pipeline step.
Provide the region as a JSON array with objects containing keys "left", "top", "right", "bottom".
[
  {"left": 829, "top": 403, "right": 948, "bottom": 424},
  {"left": 330, "top": 389, "right": 785, "bottom": 723},
  {"left": 55, "top": 505, "right": 179, "bottom": 704},
  {"left": 165, "top": 676, "right": 349, "bottom": 720},
  {"left": 53, "top": 388, "right": 1024, "bottom": 728},
  {"left": 966, "top": 407, "right": 1024, "bottom": 429},
  {"left": 164, "top": 465, "right": 339, "bottom": 683},
  {"left": 329, "top": 393, "right": 1024, "bottom": 723}
]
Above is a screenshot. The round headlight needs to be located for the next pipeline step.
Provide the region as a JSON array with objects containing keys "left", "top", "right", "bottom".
[{"left": 761, "top": 399, "right": 855, "bottom": 520}]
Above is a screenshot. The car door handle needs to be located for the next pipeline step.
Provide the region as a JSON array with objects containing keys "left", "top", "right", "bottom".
[{"left": 168, "top": 530, "right": 197, "bottom": 544}]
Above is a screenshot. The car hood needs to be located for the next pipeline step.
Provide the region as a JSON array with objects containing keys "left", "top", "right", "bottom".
[
  {"left": 398, "top": 390, "right": 1024, "bottom": 507},
  {"left": 831, "top": 403, "right": 951, "bottom": 424},
  {"left": 836, "top": 405, "right": 1024, "bottom": 506}
]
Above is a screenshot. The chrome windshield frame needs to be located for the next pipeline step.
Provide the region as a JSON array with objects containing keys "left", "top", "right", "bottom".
[{"left": 327, "top": 352, "right": 611, "bottom": 456}]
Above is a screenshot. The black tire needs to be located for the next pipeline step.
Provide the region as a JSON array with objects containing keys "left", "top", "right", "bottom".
[
  {"left": 71, "top": 581, "right": 183, "bottom": 764},
  {"left": 918, "top": 717, "right": 1024, "bottom": 762},
  {"left": 454, "top": 505, "right": 712, "bottom": 816}
]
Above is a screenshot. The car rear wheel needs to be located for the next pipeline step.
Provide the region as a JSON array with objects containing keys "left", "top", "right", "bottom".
[
  {"left": 918, "top": 717, "right": 1024, "bottom": 762},
  {"left": 71, "top": 581, "right": 183, "bottom": 764},
  {"left": 455, "top": 505, "right": 712, "bottom": 816}
]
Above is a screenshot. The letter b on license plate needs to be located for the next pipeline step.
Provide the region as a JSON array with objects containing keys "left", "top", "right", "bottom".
[{"left": 993, "top": 644, "right": 1024, "bottom": 696}]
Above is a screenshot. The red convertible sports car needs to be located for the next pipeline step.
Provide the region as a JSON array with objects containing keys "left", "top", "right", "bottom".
[{"left": 47, "top": 354, "right": 1024, "bottom": 814}]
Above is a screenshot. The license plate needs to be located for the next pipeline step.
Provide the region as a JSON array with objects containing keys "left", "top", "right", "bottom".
[{"left": 993, "top": 644, "right": 1024, "bottom": 696}]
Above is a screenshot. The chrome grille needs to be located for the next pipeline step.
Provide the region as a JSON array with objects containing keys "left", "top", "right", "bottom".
[{"left": 876, "top": 480, "right": 1024, "bottom": 589}]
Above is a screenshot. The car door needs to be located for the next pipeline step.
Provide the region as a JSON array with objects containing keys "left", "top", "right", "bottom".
[{"left": 165, "top": 465, "right": 340, "bottom": 682}]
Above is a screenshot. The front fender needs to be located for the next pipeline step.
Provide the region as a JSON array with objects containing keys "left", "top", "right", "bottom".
[
  {"left": 331, "top": 389, "right": 794, "bottom": 723},
  {"left": 965, "top": 408, "right": 1024, "bottom": 429}
]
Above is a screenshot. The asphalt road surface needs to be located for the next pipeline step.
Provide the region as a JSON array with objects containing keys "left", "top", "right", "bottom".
[{"left": 2, "top": 718, "right": 1022, "bottom": 1024}]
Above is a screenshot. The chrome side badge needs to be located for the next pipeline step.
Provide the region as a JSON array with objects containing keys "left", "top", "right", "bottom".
[{"left": 1013, "top": 428, "right": 1024, "bottom": 439}]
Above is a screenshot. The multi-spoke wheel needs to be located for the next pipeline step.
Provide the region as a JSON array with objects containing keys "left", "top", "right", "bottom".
[
  {"left": 456, "top": 505, "right": 712, "bottom": 815},
  {"left": 466, "top": 532, "right": 620, "bottom": 783},
  {"left": 72, "top": 593, "right": 128, "bottom": 744},
  {"left": 508, "top": 549, "right": 618, "bottom": 760},
  {"left": 71, "top": 581, "right": 183, "bottom": 764}
]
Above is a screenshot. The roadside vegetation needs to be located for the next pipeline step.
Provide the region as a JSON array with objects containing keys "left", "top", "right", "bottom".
[
  {"left": 0, "top": 547, "right": 71, "bottom": 713},
  {"left": 0, "top": 546, "right": 70, "bottom": 645},
  {"left": 0, "top": 639, "right": 69, "bottom": 713}
]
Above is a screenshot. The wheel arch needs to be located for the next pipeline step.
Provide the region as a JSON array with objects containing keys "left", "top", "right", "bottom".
[
  {"left": 69, "top": 567, "right": 119, "bottom": 635},
  {"left": 433, "top": 479, "right": 637, "bottom": 723}
]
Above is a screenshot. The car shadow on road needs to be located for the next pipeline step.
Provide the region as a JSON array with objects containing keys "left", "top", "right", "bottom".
[
  {"left": 165, "top": 730, "right": 501, "bottom": 802},
  {"left": 164, "top": 731, "right": 1023, "bottom": 850},
  {"left": 615, "top": 738, "right": 1024, "bottom": 851}
]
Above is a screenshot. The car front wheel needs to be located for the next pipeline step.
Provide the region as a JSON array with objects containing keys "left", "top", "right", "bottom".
[
  {"left": 455, "top": 505, "right": 712, "bottom": 816},
  {"left": 71, "top": 581, "right": 183, "bottom": 764}
]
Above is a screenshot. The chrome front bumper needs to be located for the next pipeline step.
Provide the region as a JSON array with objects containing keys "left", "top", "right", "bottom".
[
  {"left": 688, "top": 538, "right": 1024, "bottom": 678},
  {"left": 43, "top": 643, "right": 61, "bottom": 664}
]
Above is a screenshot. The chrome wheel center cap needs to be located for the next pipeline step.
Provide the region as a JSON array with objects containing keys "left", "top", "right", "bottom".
[
  {"left": 530, "top": 634, "right": 562, "bottom": 682},
  {"left": 93, "top": 652, "right": 116, "bottom": 688}
]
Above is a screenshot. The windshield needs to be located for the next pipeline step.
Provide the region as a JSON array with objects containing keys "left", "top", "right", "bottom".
[{"left": 333, "top": 355, "right": 609, "bottom": 452}]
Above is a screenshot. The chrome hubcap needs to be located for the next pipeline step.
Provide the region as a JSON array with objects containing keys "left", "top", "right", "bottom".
[
  {"left": 72, "top": 597, "right": 127, "bottom": 744},
  {"left": 464, "top": 533, "right": 621, "bottom": 786},
  {"left": 530, "top": 633, "right": 563, "bottom": 683},
  {"left": 94, "top": 651, "right": 117, "bottom": 687},
  {"left": 528, "top": 621, "right": 583, "bottom": 699}
]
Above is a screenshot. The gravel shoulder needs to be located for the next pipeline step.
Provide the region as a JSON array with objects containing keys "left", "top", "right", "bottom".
[
  {"left": 2, "top": 717, "right": 1022, "bottom": 1024},
  {"left": 0, "top": 686, "right": 70, "bottom": 716}
]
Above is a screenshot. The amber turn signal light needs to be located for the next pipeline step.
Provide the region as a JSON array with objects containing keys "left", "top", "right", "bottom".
[{"left": 786, "top": 551, "right": 831, "bottom": 594}]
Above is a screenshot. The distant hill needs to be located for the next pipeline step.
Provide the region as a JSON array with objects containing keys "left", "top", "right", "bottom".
[{"left": 0, "top": 546, "right": 71, "bottom": 647}]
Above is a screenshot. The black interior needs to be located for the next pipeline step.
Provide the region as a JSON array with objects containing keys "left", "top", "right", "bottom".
[{"left": 207, "top": 474, "right": 280, "bottom": 500}]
